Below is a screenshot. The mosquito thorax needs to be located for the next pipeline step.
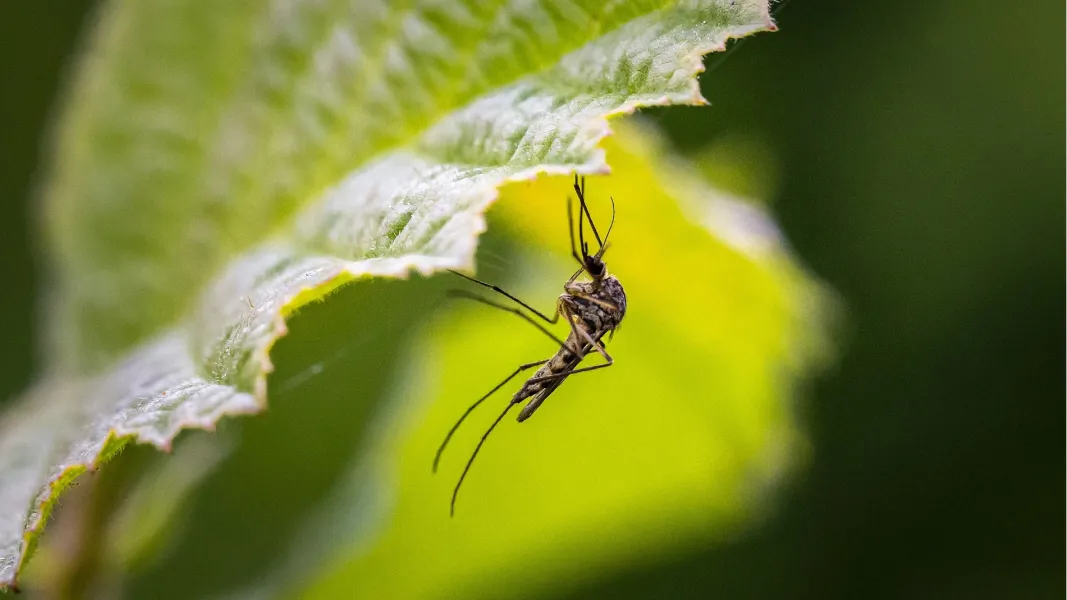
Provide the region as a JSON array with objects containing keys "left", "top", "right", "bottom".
[
  {"left": 600, "top": 275, "right": 627, "bottom": 321},
  {"left": 564, "top": 274, "right": 626, "bottom": 334}
]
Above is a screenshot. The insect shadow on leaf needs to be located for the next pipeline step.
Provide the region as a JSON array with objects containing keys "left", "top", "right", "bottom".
[{"left": 435, "top": 175, "right": 627, "bottom": 516}]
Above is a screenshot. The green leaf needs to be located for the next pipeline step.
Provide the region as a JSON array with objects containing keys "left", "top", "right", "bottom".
[{"left": 0, "top": 0, "right": 775, "bottom": 590}]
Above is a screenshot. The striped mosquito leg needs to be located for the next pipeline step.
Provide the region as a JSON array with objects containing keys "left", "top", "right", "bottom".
[
  {"left": 448, "top": 270, "right": 558, "bottom": 324},
  {"left": 433, "top": 359, "right": 548, "bottom": 473},
  {"left": 446, "top": 290, "right": 566, "bottom": 349}
]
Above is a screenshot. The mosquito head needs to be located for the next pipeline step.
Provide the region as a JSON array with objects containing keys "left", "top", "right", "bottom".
[{"left": 585, "top": 259, "right": 606, "bottom": 280}]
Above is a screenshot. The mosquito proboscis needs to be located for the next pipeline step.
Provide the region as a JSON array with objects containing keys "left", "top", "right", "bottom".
[{"left": 434, "top": 175, "right": 627, "bottom": 516}]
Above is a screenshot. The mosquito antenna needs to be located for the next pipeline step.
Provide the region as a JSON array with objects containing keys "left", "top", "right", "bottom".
[
  {"left": 451, "top": 400, "right": 516, "bottom": 516},
  {"left": 573, "top": 175, "right": 603, "bottom": 250},
  {"left": 594, "top": 197, "right": 616, "bottom": 260}
]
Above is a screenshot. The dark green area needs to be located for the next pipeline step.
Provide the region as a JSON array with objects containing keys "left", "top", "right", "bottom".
[
  {"left": 1, "top": 0, "right": 1062, "bottom": 598},
  {"left": 561, "top": 0, "right": 1065, "bottom": 598},
  {"left": 0, "top": 2, "right": 94, "bottom": 402}
]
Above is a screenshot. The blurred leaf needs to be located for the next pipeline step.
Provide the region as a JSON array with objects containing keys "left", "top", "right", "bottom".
[
  {"left": 265, "top": 125, "right": 831, "bottom": 599},
  {"left": 0, "top": 0, "right": 776, "bottom": 590}
]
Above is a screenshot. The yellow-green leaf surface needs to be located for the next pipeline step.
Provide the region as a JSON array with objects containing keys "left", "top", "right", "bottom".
[
  {"left": 0, "top": 0, "right": 776, "bottom": 590},
  {"left": 287, "top": 127, "right": 831, "bottom": 599}
]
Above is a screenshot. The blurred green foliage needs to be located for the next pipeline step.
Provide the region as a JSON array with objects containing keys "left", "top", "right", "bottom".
[{"left": 1, "top": 0, "right": 1062, "bottom": 598}]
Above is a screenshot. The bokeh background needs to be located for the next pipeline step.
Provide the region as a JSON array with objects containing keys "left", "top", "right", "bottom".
[{"left": 1, "top": 0, "right": 1062, "bottom": 598}]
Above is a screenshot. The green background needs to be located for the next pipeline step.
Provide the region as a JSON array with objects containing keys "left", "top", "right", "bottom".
[{"left": 2, "top": 0, "right": 1062, "bottom": 597}]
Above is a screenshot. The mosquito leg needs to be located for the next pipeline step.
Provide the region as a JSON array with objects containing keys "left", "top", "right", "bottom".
[
  {"left": 565, "top": 265, "right": 584, "bottom": 286},
  {"left": 567, "top": 196, "right": 586, "bottom": 270},
  {"left": 522, "top": 339, "right": 614, "bottom": 380},
  {"left": 526, "top": 308, "right": 613, "bottom": 385},
  {"left": 558, "top": 303, "right": 611, "bottom": 363},
  {"left": 560, "top": 304, "right": 594, "bottom": 355},
  {"left": 433, "top": 358, "right": 548, "bottom": 473},
  {"left": 526, "top": 361, "right": 612, "bottom": 384},
  {"left": 575, "top": 179, "right": 587, "bottom": 262},
  {"left": 562, "top": 288, "right": 618, "bottom": 313},
  {"left": 566, "top": 307, "right": 613, "bottom": 364},
  {"left": 448, "top": 270, "right": 559, "bottom": 324},
  {"left": 447, "top": 290, "right": 566, "bottom": 349},
  {"left": 451, "top": 398, "right": 519, "bottom": 517},
  {"left": 574, "top": 175, "right": 603, "bottom": 247}
]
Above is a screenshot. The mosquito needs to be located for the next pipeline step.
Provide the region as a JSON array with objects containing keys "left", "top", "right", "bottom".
[{"left": 433, "top": 175, "right": 627, "bottom": 516}]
